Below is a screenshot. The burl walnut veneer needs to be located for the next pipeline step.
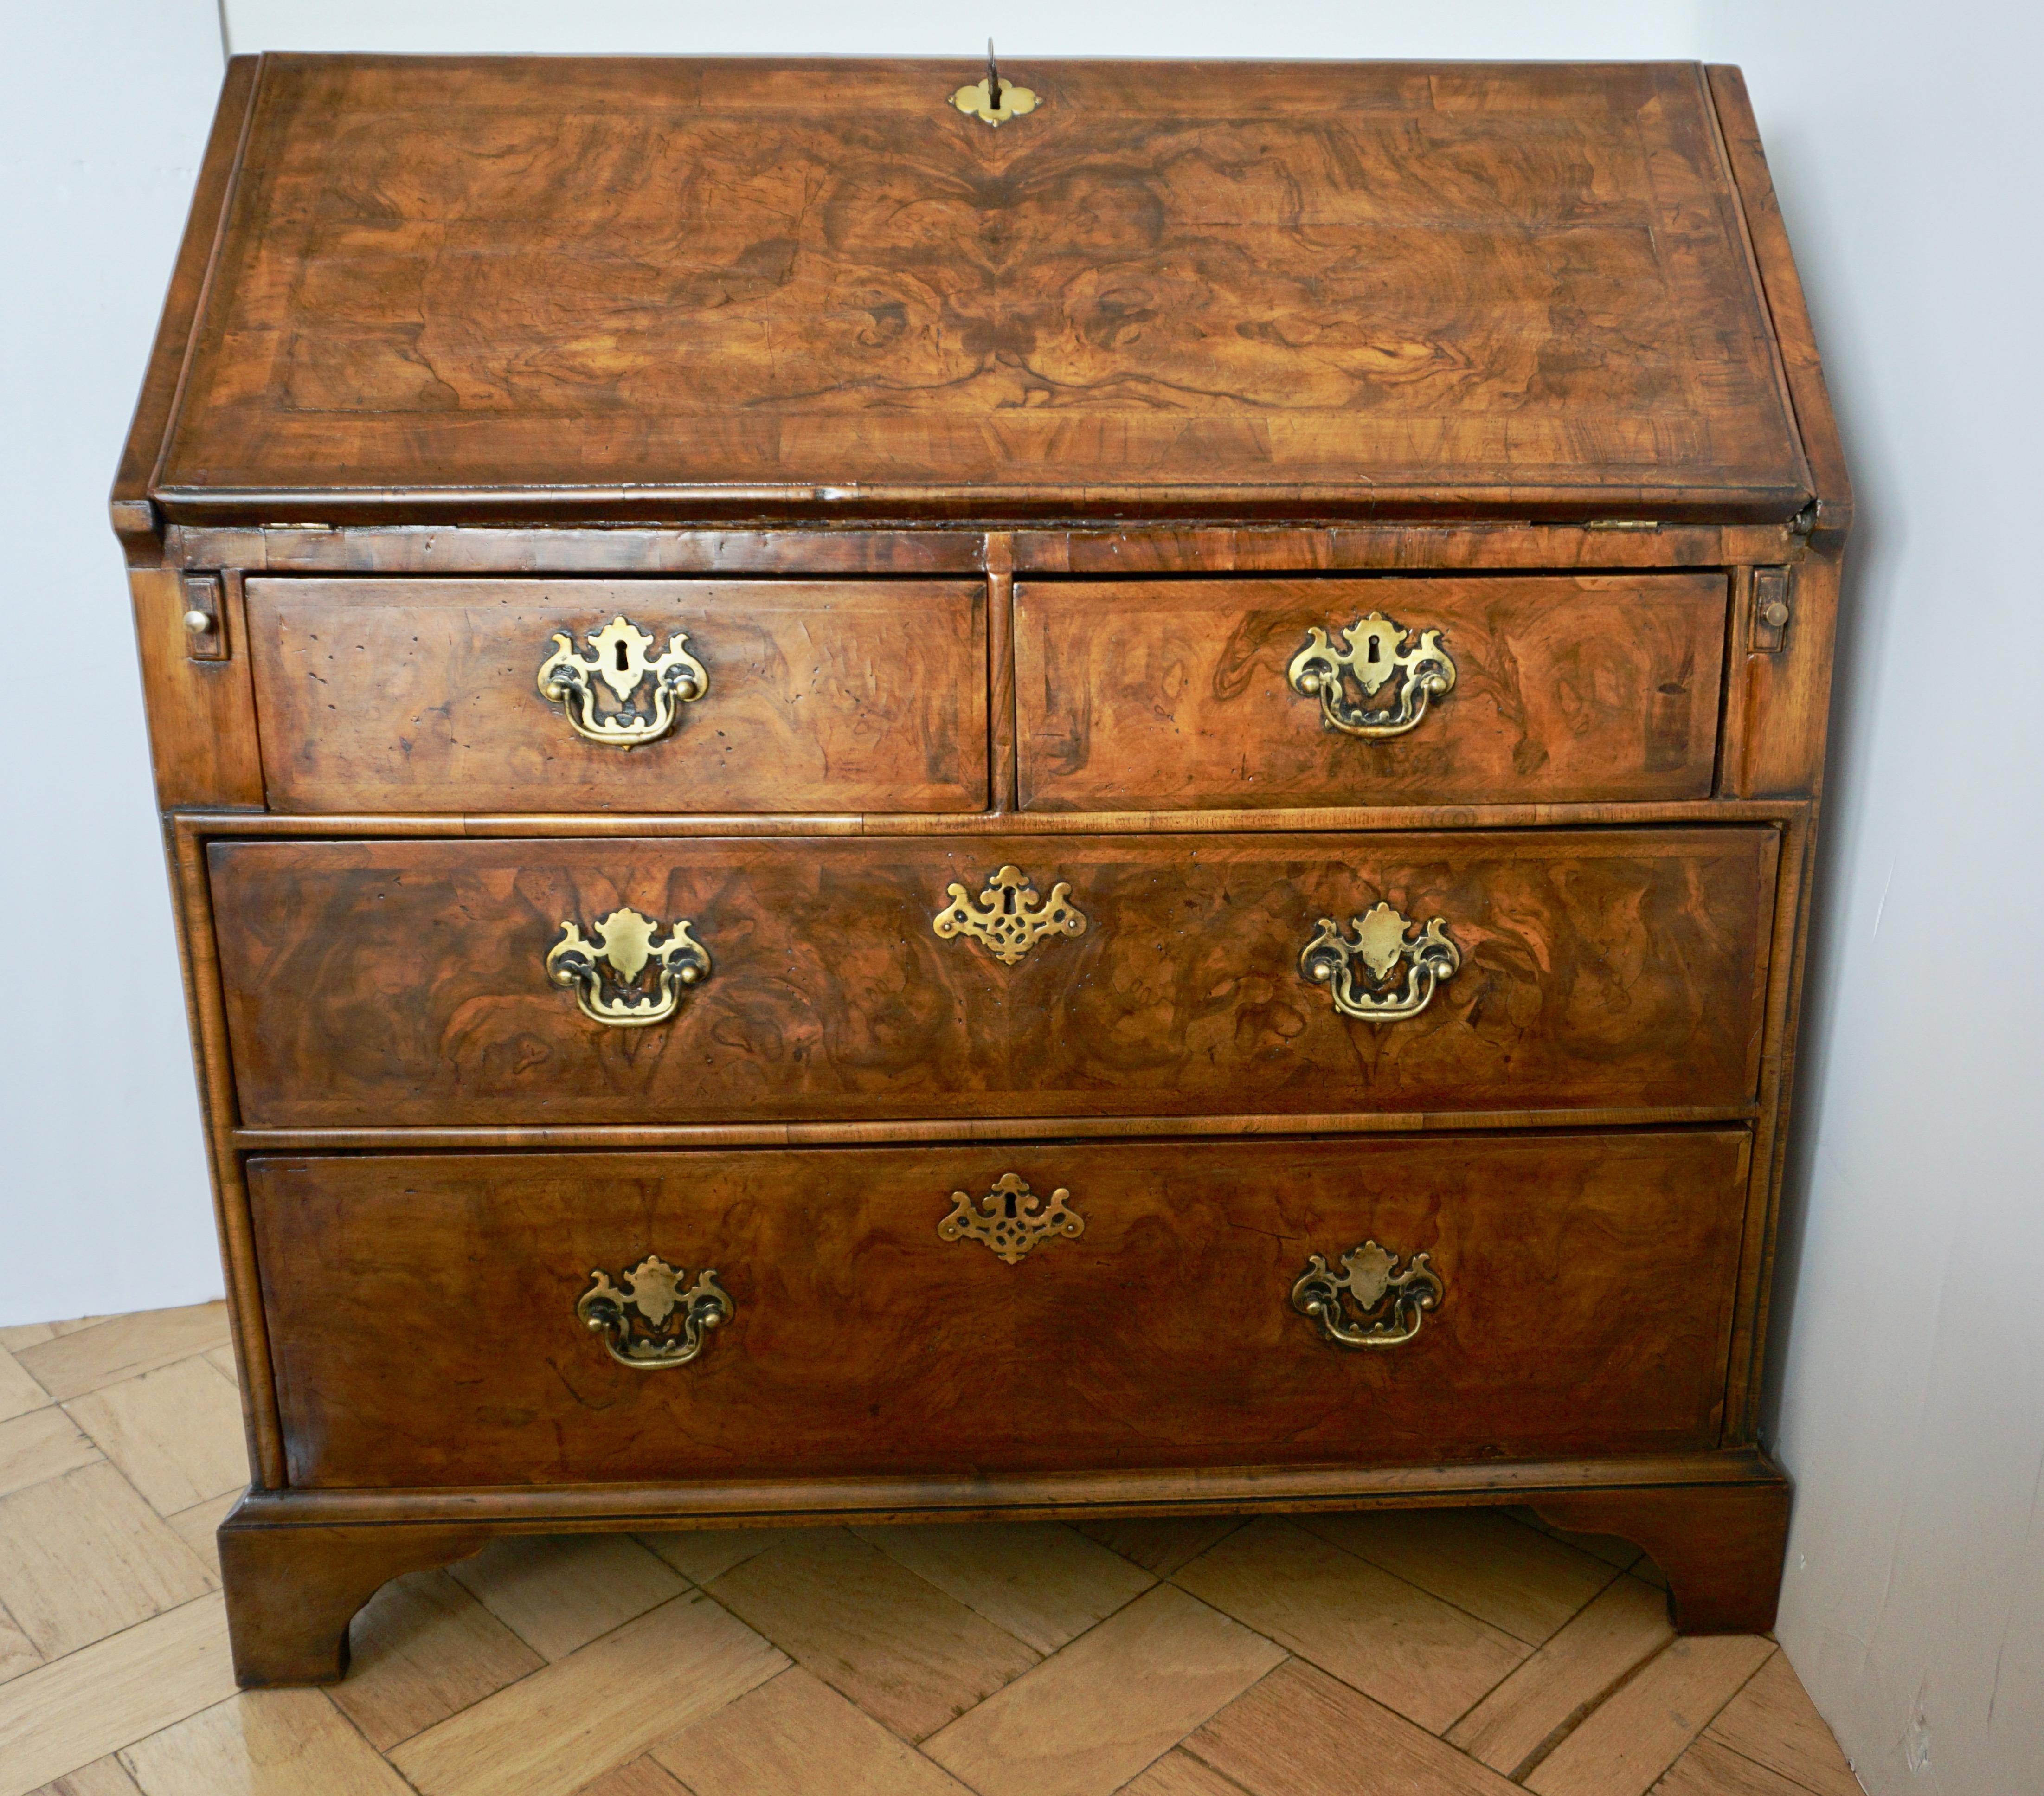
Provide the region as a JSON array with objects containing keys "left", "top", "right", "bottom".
[{"left": 116, "top": 54, "right": 1848, "bottom": 1685}]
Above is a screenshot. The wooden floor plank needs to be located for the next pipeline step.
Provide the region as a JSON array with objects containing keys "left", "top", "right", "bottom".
[
  {"left": 388, "top": 1592, "right": 784, "bottom": 1796},
  {"left": 163, "top": 1495, "right": 239, "bottom": 1584},
  {"left": 0, "top": 1349, "right": 50, "bottom": 1426},
  {"left": 1303, "top": 1508, "right": 1616, "bottom": 1645},
  {"left": 328, "top": 1568, "right": 545, "bottom": 1751},
  {"left": 121, "top": 1691, "right": 413, "bottom": 1796},
  {"left": 1702, "top": 1654, "right": 1859, "bottom": 1796},
  {"left": 707, "top": 1529, "right": 1038, "bottom": 1742},
  {"left": 570, "top": 1761, "right": 691, "bottom": 1796},
  {"left": 921, "top": 1584, "right": 1284, "bottom": 1796},
  {"left": 0, "top": 1602, "right": 41, "bottom": 1684},
  {"left": 1073, "top": 1518, "right": 1243, "bottom": 1577},
  {"left": 1171, "top": 1517, "right": 1527, "bottom": 1732},
  {"left": 1120, "top": 1749, "right": 1258, "bottom": 1796},
  {"left": 27, "top": 1757, "right": 145, "bottom": 1796},
  {"left": 449, "top": 1534, "right": 687, "bottom": 1662},
  {"left": 1652, "top": 1737, "right": 1821, "bottom": 1796},
  {"left": 853, "top": 1521, "right": 1154, "bottom": 1654},
  {"left": 1448, "top": 1575, "right": 1677, "bottom": 1778},
  {"left": 1182, "top": 1657, "right": 1521, "bottom": 1796},
  {"left": 0, "top": 1596, "right": 235, "bottom": 1796},
  {"left": 62, "top": 1362, "right": 247, "bottom": 1516},
  {"left": 653, "top": 1665, "right": 971, "bottom": 1796},
  {"left": 0, "top": 1409, "right": 103, "bottom": 1502},
  {"left": 636, "top": 1528, "right": 805, "bottom": 1587},
  {"left": 1527, "top": 1637, "right": 1777, "bottom": 1796},
  {"left": 0, "top": 1465, "right": 215, "bottom": 1661},
  {"left": 14, "top": 1307, "right": 231, "bottom": 1405}
]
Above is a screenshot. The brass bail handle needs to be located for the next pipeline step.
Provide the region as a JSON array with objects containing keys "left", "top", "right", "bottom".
[
  {"left": 1292, "top": 1239, "right": 1443, "bottom": 1349},
  {"left": 546, "top": 907, "right": 711, "bottom": 1028},
  {"left": 1300, "top": 900, "right": 1460, "bottom": 1024},
  {"left": 537, "top": 615, "right": 708, "bottom": 749},
  {"left": 577, "top": 1255, "right": 733, "bottom": 1369},
  {"left": 1287, "top": 612, "right": 1456, "bottom": 739}
]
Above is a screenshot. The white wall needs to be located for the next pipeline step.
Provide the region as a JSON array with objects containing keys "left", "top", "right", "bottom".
[
  {"left": 220, "top": 0, "right": 1708, "bottom": 60},
  {"left": 8, "top": 4, "right": 2042, "bottom": 1790},
  {"left": 0, "top": 1, "right": 227, "bottom": 1327}
]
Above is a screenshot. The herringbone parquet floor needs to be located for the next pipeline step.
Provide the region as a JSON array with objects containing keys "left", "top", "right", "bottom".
[{"left": 0, "top": 1301, "right": 1860, "bottom": 1796}]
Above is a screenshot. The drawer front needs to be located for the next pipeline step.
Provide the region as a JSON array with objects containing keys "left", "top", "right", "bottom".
[
  {"left": 250, "top": 1133, "right": 1750, "bottom": 1489},
  {"left": 1016, "top": 575, "right": 1727, "bottom": 810},
  {"left": 247, "top": 578, "right": 988, "bottom": 813},
  {"left": 212, "top": 828, "right": 1777, "bottom": 1128}
]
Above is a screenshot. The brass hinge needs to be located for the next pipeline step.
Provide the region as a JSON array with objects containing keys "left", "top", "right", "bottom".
[
  {"left": 1752, "top": 567, "right": 1793, "bottom": 652},
  {"left": 181, "top": 573, "right": 227, "bottom": 662},
  {"left": 1585, "top": 519, "right": 1660, "bottom": 531}
]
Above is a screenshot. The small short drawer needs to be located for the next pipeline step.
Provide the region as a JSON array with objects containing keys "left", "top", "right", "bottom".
[
  {"left": 209, "top": 826, "right": 1778, "bottom": 1129},
  {"left": 249, "top": 1131, "right": 1751, "bottom": 1489},
  {"left": 246, "top": 577, "right": 988, "bottom": 813},
  {"left": 1015, "top": 574, "right": 1727, "bottom": 810}
]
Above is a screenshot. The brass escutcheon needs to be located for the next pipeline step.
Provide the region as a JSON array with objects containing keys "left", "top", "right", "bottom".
[
  {"left": 1299, "top": 900, "right": 1459, "bottom": 1024},
  {"left": 1287, "top": 612, "right": 1456, "bottom": 738},
  {"left": 932, "top": 865, "right": 1088, "bottom": 966},
  {"left": 1291, "top": 1240, "right": 1443, "bottom": 1349},
  {"left": 546, "top": 907, "right": 711, "bottom": 1028},
  {"left": 537, "top": 615, "right": 708, "bottom": 748},
  {"left": 951, "top": 77, "right": 1039, "bottom": 124},
  {"left": 577, "top": 1255, "right": 733, "bottom": 1369},
  {"left": 940, "top": 1174, "right": 1085, "bottom": 1263}
]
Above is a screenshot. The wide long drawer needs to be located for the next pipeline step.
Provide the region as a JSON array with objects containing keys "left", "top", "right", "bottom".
[
  {"left": 246, "top": 578, "right": 988, "bottom": 813},
  {"left": 1016, "top": 574, "right": 1728, "bottom": 810},
  {"left": 249, "top": 1132, "right": 1751, "bottom": 1489},
  {"left": 210, "top": 828, "right": 1778, "bottom": 1129}
]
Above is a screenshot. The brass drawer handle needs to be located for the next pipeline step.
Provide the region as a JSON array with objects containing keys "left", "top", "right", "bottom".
[
  {"left": 537, "top": 615, "right": 707, "bottom": 748},
  {"left": 932, "top": 865, "right": 1089, "bottom": 966},
  {"left": 578, "top": 1255, "right": 733, "bottom": 1369},
  {"left": 1287, "top": 612, "right": 1456, "bottom": 739},
  {"left": 940, "top": 1173, "right": 1085, "bottom": 1263},
  {"left": 1292, "top": 1240, "right": 1443, "bottom": 1349},
  {"left": 1300, "top": 901, "right": 1459, "bottom": 1024},
  {"left": 546, "top": 907, "right": 711, "bottom": 1028}
]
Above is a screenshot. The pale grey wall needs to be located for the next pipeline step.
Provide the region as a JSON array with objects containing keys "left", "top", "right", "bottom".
[{"left": 0, "top": 0, "right": 226, "bottom": 1327}]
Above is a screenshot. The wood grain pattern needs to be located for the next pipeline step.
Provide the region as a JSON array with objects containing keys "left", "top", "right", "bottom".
[
  {"left": 1016, "top": 575, "right": 1727, "bottom": 809},
  {"left": 109, "top": 56, "right": 258, "bottom": 562},
  {"left": 115, "top": 51, "right": 1851, "bottom": 1688},
  {"left": 919, "top": 1584, "right": 1284, "bottom": 1793},
  {"left": 1170, "top": 1517, "right": 1527, "bottom": 1730},
  {"left": 1705, "top": 66, "right": 1852, "bottom": 548},
  {"left": 245, "top": 579, "right": 987, "bottom": 814},
  {"left": 1447, "top": 1574, "right": 1675, "bottom": 1777},
  {"left": 162, "top": 520, "right": 1800, "bottom": 577},
  {"left": 1184, "top": 1656, "right": 1522, "bottom": 1796},
  {"left": 151, "top": 58, "right": 1809, "bottom": 524},
  {"left": 206, "top": 829, "right": 1778, "bottom": 1129},
  {"left": 126, "top": 570, "right": 262, "bottom": 811},
  {"left": 244, "top": 1131, "right": 1750, "bottom": 1489}
]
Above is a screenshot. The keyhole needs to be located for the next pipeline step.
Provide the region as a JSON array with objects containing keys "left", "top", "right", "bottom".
[
  {"left": 615, "top": 639, "right": 630, "bottom": 673},
  {"left": 1367, "top": 638, "right": 1382, "bottom": 664},
  {"left": 1003, "top": 1192, "right": 1018, "bottom": 1218}
]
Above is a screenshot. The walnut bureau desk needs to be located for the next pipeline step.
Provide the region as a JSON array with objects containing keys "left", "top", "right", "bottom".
[{"left": 114, "top": 54, "right": 1849, "bottom": 1685}]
